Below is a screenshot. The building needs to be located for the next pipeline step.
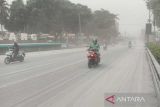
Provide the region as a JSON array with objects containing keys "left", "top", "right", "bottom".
[
  {"left": 30, "top": 34, "right": 38, "bottom": 40},
  {"left": 9, "top": 33, "right": 16, "bottom": 41},
  {"left": 21, "top": 33, "right": 28, "bottom": 40}
]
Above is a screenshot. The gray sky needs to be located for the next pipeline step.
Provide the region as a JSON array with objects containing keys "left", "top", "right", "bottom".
[{"left": 8, "top": 0, "right": 148, "bottom": 36}]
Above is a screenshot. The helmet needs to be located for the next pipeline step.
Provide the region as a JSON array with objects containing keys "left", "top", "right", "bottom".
[{"left": 92, "top": 39, "right": 98, "bottom": 44}]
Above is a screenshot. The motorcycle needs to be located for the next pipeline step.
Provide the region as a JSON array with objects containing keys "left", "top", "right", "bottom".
[
  {"left": 128, "top": 41, "right": 132, "bottom": 48},
  {"left": 87, "top": 49, "right": 100, "bottom": 68},
  {"left": 4, "top": 48, "right": 25, "bottom": 64}
]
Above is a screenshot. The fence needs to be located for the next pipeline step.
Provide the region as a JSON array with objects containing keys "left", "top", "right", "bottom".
[{"left": 0, "top": 43, "right": 63, "bottom": 55}]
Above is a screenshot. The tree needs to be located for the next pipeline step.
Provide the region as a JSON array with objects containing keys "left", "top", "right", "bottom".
[
  {"left": 146, "top": 0, "right": 160, "bottom": 27},
  {"left": 24, "top": 0, "right": 92, "bottom": 34},
  {"left": 85, "top": 9, "right": 119, "bottom": 39},
  {"left": 3, "top": 0, "right": 119, "bottom": 41},
  {"left": 5, "top": 0, "right": 27, "bottom": 33},
  {"left": 60, "top": 3, "right": 92, "bottom": 33},
  {"left": 0, "top": 0, "right": 9, "bottom": 34}
]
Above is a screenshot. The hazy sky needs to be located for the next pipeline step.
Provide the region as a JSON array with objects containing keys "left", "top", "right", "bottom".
[{"left": 8, "top": 0, "right": 148, "bottom": 35}]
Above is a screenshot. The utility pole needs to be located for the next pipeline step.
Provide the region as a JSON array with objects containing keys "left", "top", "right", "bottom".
[
  {"left": 78, "top": 13, "right": 82, "bottom": 37},
  {"left": 146, "top": 4, "right": 152, "bottom": 43},
  {"left": 149, "top": 8, "right": 151, "bottom": 23}
]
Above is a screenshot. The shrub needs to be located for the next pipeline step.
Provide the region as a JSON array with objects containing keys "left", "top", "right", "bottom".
[{"left": 148, "top": 42, "right": 160, "bottom": 64}]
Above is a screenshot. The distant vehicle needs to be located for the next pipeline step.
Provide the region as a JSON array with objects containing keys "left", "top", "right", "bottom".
[
  {"left": 103, "top": 44, "right": 107, "bottom": 50},
  {"left": 61, "top": 44, "right": 68, "bottom": 48},
  {"left": 87, "top": 49, "right": 100, "bottom": 68},
  {"left": 128, "top": 41, "right": 132, "bottom": 48},
  {"left": 4, "top": 48, "right": 25, "bottom": 64}
]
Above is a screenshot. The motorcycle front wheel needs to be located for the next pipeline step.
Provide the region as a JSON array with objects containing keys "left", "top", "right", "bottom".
[
  {"left": 88, "top": 61, "right": 92, "bottom": 68},
  {"left": 4, "top": 57, "right": 11, "bottom": 64}
]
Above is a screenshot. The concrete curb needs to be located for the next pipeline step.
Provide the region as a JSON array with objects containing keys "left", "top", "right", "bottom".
[{"left": 146, "top": 48, "right": 160, "bottom": 107}]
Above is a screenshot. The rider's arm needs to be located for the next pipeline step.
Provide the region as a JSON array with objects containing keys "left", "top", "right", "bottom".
[
  {"left": 97, "top": 44, "right": 100, "bottom": 50},
  {"left": 89, "top": 44, "right": 93, "bottom": 49}
]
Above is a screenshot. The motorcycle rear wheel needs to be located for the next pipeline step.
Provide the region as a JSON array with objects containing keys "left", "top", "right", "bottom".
[{"left": 19, "top": 56, "right": 24, "bottom": 62}]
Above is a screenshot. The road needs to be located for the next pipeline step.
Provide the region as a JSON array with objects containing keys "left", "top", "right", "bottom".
[{"left": 0, "top": 39, "right": 156, "bottom": 107}]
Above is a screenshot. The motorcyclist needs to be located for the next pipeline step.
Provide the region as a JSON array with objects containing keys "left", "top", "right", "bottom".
[
  {"left": 128, "top": 41, "right": 132, "bottom": 48},
  {"left": 12, "top": 41, "right": 19, "bottom": 59},
  {"left": 89, "top": 39, "right": 100, "bottom": 52},
  {"left": 89, "top": 39, "right": 100, "bottom": 61}
]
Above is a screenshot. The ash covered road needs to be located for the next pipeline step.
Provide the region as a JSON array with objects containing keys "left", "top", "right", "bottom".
[{"left": 0, "top": 40, "right": 156, "bottom": 107}]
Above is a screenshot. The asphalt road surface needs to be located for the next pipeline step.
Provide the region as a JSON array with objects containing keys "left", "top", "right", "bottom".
[{"left": 0, "top": 39, "right": 156, "bottom": 107}]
